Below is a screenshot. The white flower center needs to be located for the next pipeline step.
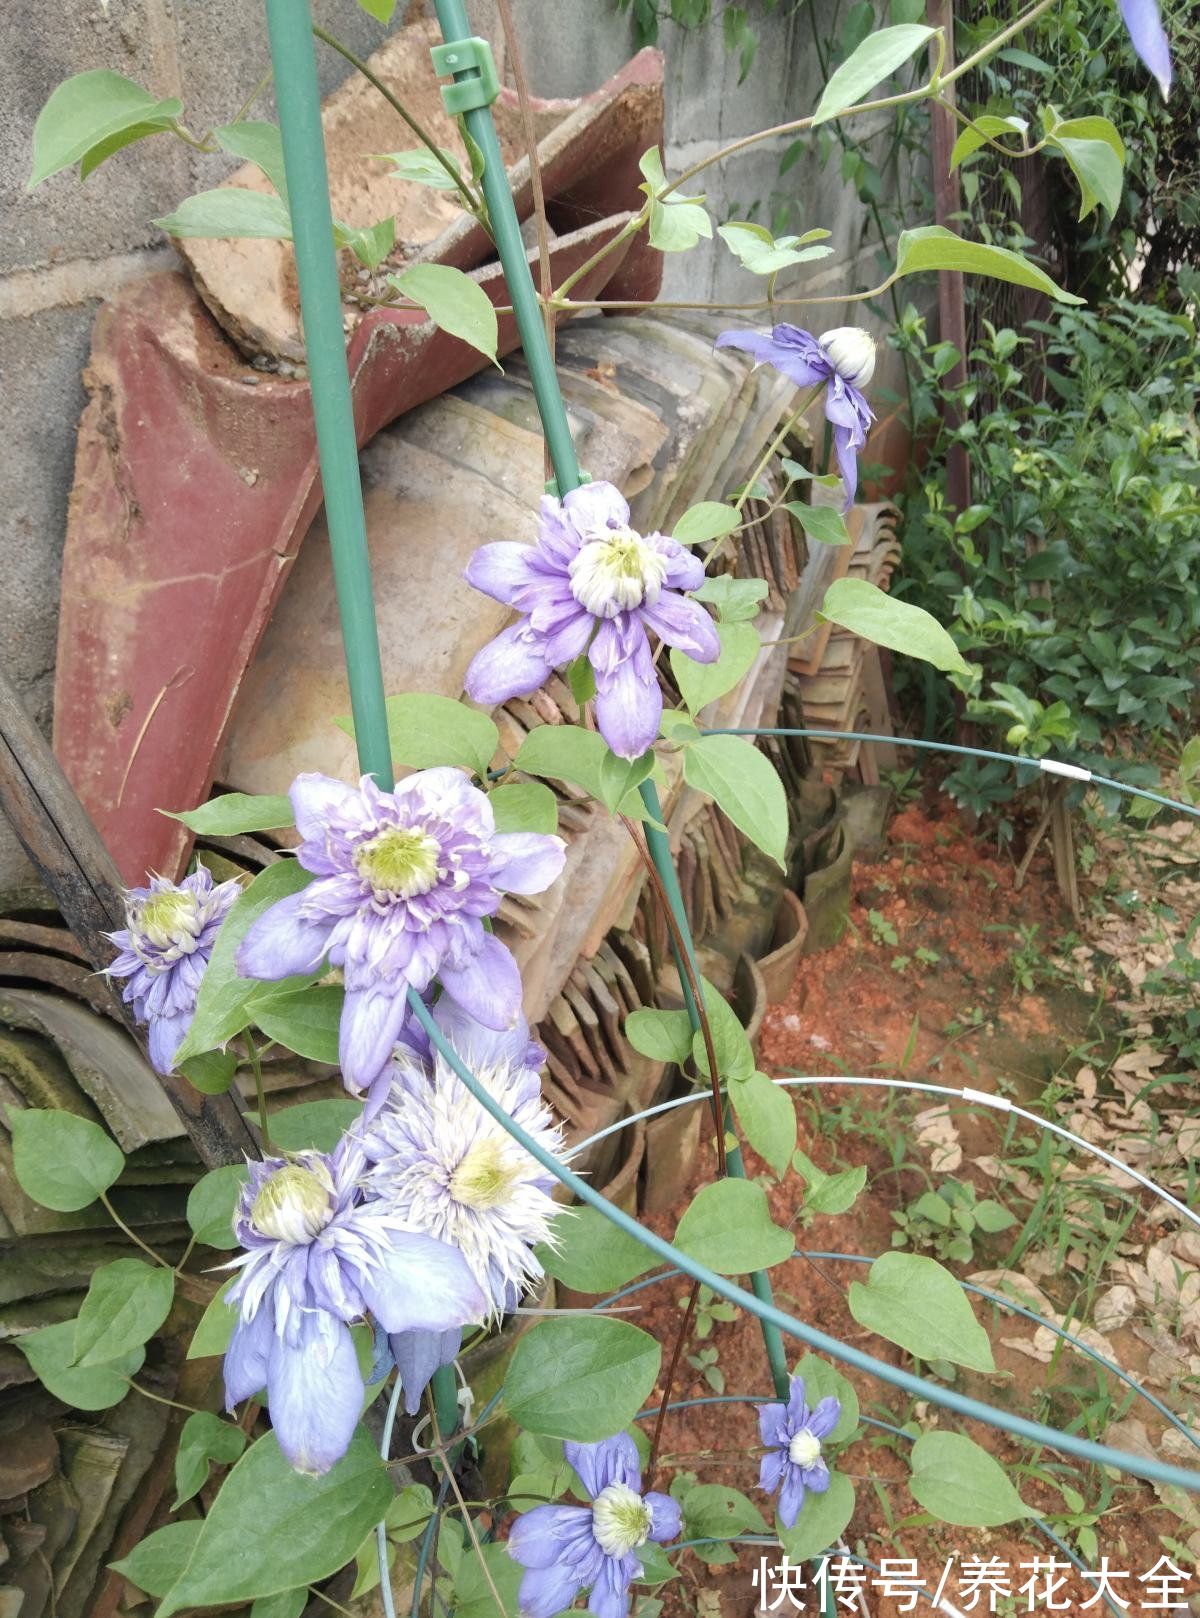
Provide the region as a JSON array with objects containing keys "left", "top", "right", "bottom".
[
  {"left": 250, "top": 1163, "right": 334, "bottom": 1243},
  {"left": 131, "top": 888, "right": 201, "bottom": 962},
  {"left": 818, "top": 326, "right": 876, "bottom": 389},
  {"left": 449, "top": 1137, "right": 523, "bottom": 1211},
  {"left": 591, "top": 1482, "right": 652, "bottom": 1557},
  {"left": 788, "top": 1430, "right": 823, "bottom": 1468},
  {"left": 354, "top": 825, "right": 442, "bottom": 900},
  {"left": 568, "top": 529, "right": 669, "bottom": 617}
]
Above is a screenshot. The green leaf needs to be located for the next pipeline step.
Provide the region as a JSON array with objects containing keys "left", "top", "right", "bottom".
[
  {"left": 11, "top": 1109, "right": 124, "bottom": 1211},
  {"left": 174, "top": 1410, "right": 248, "bottom": 1508},
  {"left": 187, "top": 1278, "right": 239, "bottom": 1361},
  {"left": 794, "top": 1152, "right": 867, "bottom": 1218},
  {"left": 893, "top": 225, "right": 1083, "bottom": 304},
  {"left": 163, "top": 792, "right": 293, "bottom": 836},
  {"left": 252, "top": 985, "right": 343, "bottom": 1066},
  {"left": 785, "top": 502, "right": 851, "bottom": 546},
  {"left": 505, "top": 1317, "right": 661, "bottom": 1440},
  {"left": 377, "top": 146, "right": 464, "bottom": 191},
  {"left": 716, "top": 221, "right": 833, "bottom": 276},
  {"left": 624, "top": 1007, "right": 693, "bottom": 1064},
  {"left": 635, "top": 1543, "right": 679, "bottom": 1584},
  {"left": 674, "top": 1180, "right": 793, "bottom": 1274},
  {"left": 111, "top": 1521, "right": 203, "bottom": 1598},
  {"left": 336, "top": 692, "right": 498, "bottom": 778},
  {"left": 155, "top": 188, "right": 293, "bottom": 241},
  {"left": 174, "top": 860, "right": 315, "bottom": 1065},
  {"left": 682, "top": 1484, "right": 768, "bottom": 1540},
  {"left": 672, "top": 502, "right": 741, "bottom": 544},
  {"left": 186, "top": 1165, "right": 248, "bottom": 1251},
  {"left": 776, "top": 1471, "right": 855, "bottom": 1558},
  {"left": 597, "top": 748, "right": 655, "bottom": 815},
  {"left": 672, "top": 622, "right": 759, "bottom": 715},
  {"left": 490, "top": 781, "right": 559, "bottom": 835},
  {"left": 514, "top": 725, "right": 657, "bottom": 821},
  {"left": 536, "top": 1207, "right": 656, "bottom": 1294},
  {"left": 974, "top": 1198, "right": 1016, "bottom": 1233},
  {"left": 214, "top": 121, "right": 288, "bottom": 201},
  {"left": 249, "top": 1592, "right": 307, "bottom": 1618},
  {"left": 356, "top": 0, "right": 397, "bottom": 17},
  {"left": 817, "top": 576, "right": 969, "bottom": 674},
  {"left": 29, "top": 70, "right": 182, "bottom": 187},
  {"left": 793, "top": 1353, "right": 859, "bottom": 1443},
  {"left": 156, "top": 1429, "right": 392, "bottom": 1617},
  {"left": 683, "top": 735, "right": 788, "bottom": 867},
  {"left": 18, "top": 1318, "right": 143, "bottom": 1410},
  {"left": 729, "top": 1071, "right": 795, "bottom": 1177},
  {"left": 180, "top": 1050, "right": 238, "bottom": 1095},
  {"left": 453, "top": 1542, "right": 524, "bottom": 1618},
  {"left": 638, "top": 147, "right": 712, "bottom": 254},
  {"left": 909, "top": 1431, "right": 1030, "bottom": 1526},
  {"left": 388, "top": 264, "right": 498, "bottom": 363},
  {"left": 78, "top": 120, "right": 180, "bottom": 181},
  {"left": 813, "top": 26, "right": 935, "bottom": 123},
  {"left": 848, "top": 1252, "right": 995, "bottom": 1372},
  {"left": 565, "top": 653, "right": 597, "bottom": 707},
  {"left": 691, "top": 977, "right": 755, "bottom": 1082},
  {"left": 692, "top": 576, "right": 769, "bottom": 623},
  {"left": 949, "top": 114, "right": 1028, "bottom": 170},
  {"left": 73, "top": 1258, "right": 174, "bottom": 1368},
  {"left": 336, "top": 215, "right": 396, "bottom": 270},
  {"left": 270, "top": 1099, "right": 363, "bottom": 1154},
  {"left": 1049, "top": 123, "right": 1124, "bottom": 219}
]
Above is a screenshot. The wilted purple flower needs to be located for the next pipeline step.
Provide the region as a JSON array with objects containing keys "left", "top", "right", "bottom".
[
  {"left": 507, "top": 1433, "right": 681, "bottom": 1618},
  {"left": 757, "top": 1375, "right": 840, "bottom": 1528},
  {"left": 222, "top": 1134, "right": 485, "bottom": 1475},
  {"left": 1119, "top": 0, "right": 1172, "bottom": 98},
  {"left": 464, "top": 481, "right": 720, "bottom": 760},
  {"left": 105, "top": 869, "right": 241, "bottom": 1074},
  {"left": 715, "top": 325, "right": 875, "bottom": 511},
  {"left": 235, "top": 768, "right": 565, "bottom": 1101}
]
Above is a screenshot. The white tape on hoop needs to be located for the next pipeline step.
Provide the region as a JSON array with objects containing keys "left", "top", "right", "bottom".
[{"left": 1040, "top": 758, "right": 1093, "bottom": 782}]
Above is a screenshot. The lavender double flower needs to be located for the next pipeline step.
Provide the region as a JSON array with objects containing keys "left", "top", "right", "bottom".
[
  {"left": 715, "top": 325, "right": 875, "bottom": 512},
  {"left": 507, "top": 1433, "right": 681, "bottom": 1618},
  {"left": 223, "top": 1135, "right": 485, "bottom": 1475},
  {"left": 106, "top": 868, "right": 241, "bottom": 1074},
  {"left": 1119, "top": 0, "right": 1172, "bottom": 97},
  {"left": 758, "top": 1375, "right": 840, "bottom": 1528},
  {"left": 464, "top": 481, "right": 720, "bottom": 761},
  {"left": 235, "top": 768, "right": 565, "bottom": 1102}
]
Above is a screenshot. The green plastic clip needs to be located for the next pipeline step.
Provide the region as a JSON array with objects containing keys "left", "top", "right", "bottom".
[
  {"left": 430, "top": 37, "right": 500, "bottom": 114},
  {"left": 545, "top": 471, "right": 592, "bottom": 498}
]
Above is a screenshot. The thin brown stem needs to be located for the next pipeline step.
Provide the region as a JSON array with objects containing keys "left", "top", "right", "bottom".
[
  {"left": 98, "top": 1191, "right": 174, "bottom": 1270},
  {"left": 125, "top": 1380, "right": 209, "bottom": 1416},
  {"left": 244, "top": 1036, "right": 272, "bottom": 1153},
  {"left": 428, "top": 1406, "right": 510, "bottom": 1618},
  {"left": 648, "top": 1279, "right": 700, "bottom": 1481}
]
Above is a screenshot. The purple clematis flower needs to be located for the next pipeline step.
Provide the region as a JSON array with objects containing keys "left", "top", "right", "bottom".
[
  {"left": 715, "top": 325, "right": 875, "bottom": 512},
  {"left": 507, "top": 1433, "right": 682, "bottom": 1618},
  {"left": 464, "top": 481, "right": 720, "bottom": 761},
  {"left": 105, "top": 868, "right": 241, "bottom": 1074},
  {"left": 222, "top": 1134, "right": 485, "bottom": 1475},
  {"left": 1118, "top": 0, "right": 1172, "bottom": 98},
  {"left": 758, "top": 1375, "right": 840, "bottom": 1528},
  {"left": 235, "top": 768, "right": 565, "bottom": 1103}
]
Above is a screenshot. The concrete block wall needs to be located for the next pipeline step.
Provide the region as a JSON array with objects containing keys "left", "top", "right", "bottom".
[{"left": 1, "top": 0, "right": 924, "bottom": 891}]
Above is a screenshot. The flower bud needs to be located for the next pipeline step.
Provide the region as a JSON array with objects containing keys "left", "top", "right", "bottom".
[
  {"left": 250, "top": 1162, "right": 334, "bottom": 1244},
  {"left": 818, "top": 326, "right": 876, "bottom": 389}
]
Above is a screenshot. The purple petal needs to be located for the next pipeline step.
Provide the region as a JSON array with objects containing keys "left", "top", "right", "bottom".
[
  {"left": 339, "top": 987, "right": 410, "bottom": 1095},
  {"left": 540, "top": 609, "right": 594, "bottom": 667},
  {"left": 289, "top": 773, "right": 357, "bottom": 848},
  {"left": 432, "top": 997, "right": 543, "bottom": 1072},
  {"left": 565, "top": 1433, "right": 641, "bottom": 1498},
  {"left": 809, "top": 1395, "right": 842, "bottom": 1440},
  {"left": 562, "top": 480, "right": 630, "bottom": 536},
  {"left": 465, "top": 542, "right": 535, "bottom": 605},
  {"left": 508, "top": 1504, "right": 591, "bottom": 1570},
  {"left": 356, "top": 1230, "right": 485, "bottom": 1333},
  {"left": 437, "top": 932, "right": 523, "bottom": 1032},
  {"left": 388, "top": 1327, "right": 462, "bottom": 1417},
  {"left": 778, "top": 1467, "right": 806, "bottom": 1530},
  {"left": 832, "top": 425, "right": 859, "bottom": 513},
  {"left": 661, "top": 546, "right": 705, "bottom": 592},
  {"left": 593, "top": 653, "right": 662, "bottom": 761},
  {"left": 266, "top": 1309, "right": 362, "bottom": 1476},
  {"left": 490, "top": 831, "right": 567, "bottom": 896},
  {"left": 715, "top": 325, "right": 830, "bottom": 389},
  {"left": 646, "top": 1492, "right": 682, "bottom": 1543},
  {"left": 236, "top": 893, "right": 331, "bottom": 982},
  {"left": 516, "top": 1558, "right": 585, "bottom": 1618},
  {"left": 224, "top": 1306, "right": 273, "bottom": 1408},
  {"left": 758, "top": 1400, "right": 788, "bottom": 1447},
  {"left": 588, "top": 1554, "right": 636, "bottom": 1618},
  {"left": 465, "top": 624, "right": 555, "bottom": 705},
  {"left": 785, "top": 1376, "right": 809, "bottom": 1426},
  {"left": 1119, "top": 0, "right": 1172, "bottom": 96},
  {"left": 638, "top": 593, "right": 720, "bottom": 661},
  {"left": 759, "top": 1448, "right": 786, "bottom": 1495},
  {"left": 147, "top": 1011, "right": 189, "bottom": 1075},
  {"left": 801, "top": 1458, "right": 832, "bottom": 1493}
]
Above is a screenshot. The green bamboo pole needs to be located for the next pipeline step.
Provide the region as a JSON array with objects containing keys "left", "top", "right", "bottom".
[{"left": 264, "top": 0, "right": 393, "bottom": 792}]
